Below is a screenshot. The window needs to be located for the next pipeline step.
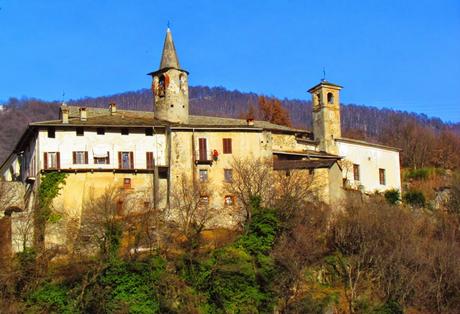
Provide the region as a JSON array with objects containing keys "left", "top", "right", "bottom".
[
  {"left": 224, "top": 169, "right": 233, "bottom": 182},
  {"left": 73, "top": 151, "right": 88, "bottom": 164},
  {"left": 97, "top": 128, "right": 105, "bottom": 135},
  {"left": 159, "top": 75, "right": 166, "bottom": 97},
  {"left": 121, "top": 128, "right": 129, "bottom": 135},
  {"left": 47, "top": 127, "right": 55, "bottom": 138},
  {"left": 123, "top": 178, "right": 131, "bottom": 189},
  {"left": 119, "top": 152, "right": 134, "bottom": 169},
  {"left": 327, "top": 92, "right": 334, "bottom": 104},
  {"left": 353, "top": 164, "right": 360, "bottom": 181},
  {"left": 379, "top": 168, "right": 386, "bottom": 185},
  {"left": 146, "top": 152, "right": 155, "bottom": 169},
  {"left": 198, "top": 138, "right": 208, "bottom": 161},
  {"left": 94, "top": 152, "right": 110, "bottom": 165},
  {"left": 159, "top": 167, "right": 168, "bottom": 179},
  {"left": 199, "top": 169, "right": 208, "bottom": 182},
  {"left": 145, "top": 128, "right": 153, "bottom": 136},
  {"left": 76, "top": 127, "right": 84, "bottom": 136},
  {"left": 199, "top": 196, "right": 209, "bottom": 206},
  {"left": 223, "top": 138, "right": 232, "bottom": 154},
  {"left": 224, "top": 195, "right": 234, "bottom": 206},
  {"left": 44, "top": 152, "right": 60, "bottom": 169}
]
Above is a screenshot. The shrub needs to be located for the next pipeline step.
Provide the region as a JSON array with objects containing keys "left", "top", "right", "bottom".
[
  {"left": 403, "top": 190, "right": 426, "bottom": 207},
  {"left": 26, "top": 283, "right": 76, "bottom": 314},
  {"left": 384, "top": 189, "right": 400, "bottom": 205}
]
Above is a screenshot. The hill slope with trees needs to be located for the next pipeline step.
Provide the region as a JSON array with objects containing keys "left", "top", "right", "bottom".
[{"left": 1, "top": 86, "right": 459, "bottom": 169}]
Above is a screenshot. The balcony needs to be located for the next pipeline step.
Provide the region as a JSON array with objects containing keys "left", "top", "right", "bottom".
[{"left": 194, "top": 149, "right": 214, "bottom": 165}]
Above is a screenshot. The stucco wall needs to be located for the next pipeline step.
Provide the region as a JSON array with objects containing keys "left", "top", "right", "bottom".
[
  {"left": 46, "top": 172, "right": 156, "bottom": 250},
  {"left": 337, "top": 140, "right": 401, "bottom": 193},
  {"left": 38, "top": 128, "right": 167, "bottom": 169}
]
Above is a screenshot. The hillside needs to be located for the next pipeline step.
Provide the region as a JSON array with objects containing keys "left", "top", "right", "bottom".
[{"left": 1, "top": 86, "right": 459, "bottom": 168}]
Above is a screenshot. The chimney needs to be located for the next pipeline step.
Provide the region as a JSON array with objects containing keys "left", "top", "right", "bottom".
[
  {"left": 109, "top": 103, "right": 117, "bottom": 115},
  {"left": 246, "top": 118, "right": 254, "bottom": 126},
  {"left": 79, "top": 107, "right": 87, "bottom": 121},
  {"left": 60, "top": 104, "right": 69, "bottom": 124}
]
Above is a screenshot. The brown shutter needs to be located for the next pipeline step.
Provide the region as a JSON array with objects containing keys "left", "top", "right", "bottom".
[
  {"left": 146, "top": 152, "right": 154, "bottom": 169},
  {"left": 84, "top": 151, "right": 88, "bottom": 164},
  {"left": 118, "top": 152, "right": 122, "bottom": 169},
  {"left": 107, "top": 152, "right": 110, "bottom": 164},
  {"left": 72, "top": 152, "right": 76, "bottom": 164},
  {"left": 44, "top": 153, "right": 48, "bottom": 170},
  {"left": 56, "top": 152, "right": 61, "bottom": 169},
  {"left": 130, "top": 152, "right": 134, "bottom": 169},
  {"left": 164, "top": 74, "right": 170, "bottom": 88},
  {"left": 228, "top": 138, "right": 232, "bottom": 154},
  {"left": 199, "top": 138, "right": 207, "bottom": 161}
]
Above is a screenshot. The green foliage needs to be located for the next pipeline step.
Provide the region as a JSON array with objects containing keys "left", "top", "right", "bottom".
[
  {"left": 404, "top": 167, "right": 444, "bottom": 181},
  {"left": 89, "top": 257, "right": 165, "bottom": 313},
  {"left": 182, "top": 199, "right": 279, "bottom": 313},
  {"left": 373, "top": 300, "right": 404, "bottom": 314},
  {"left": 287, "top": 292, "right": 338, "bottom": 314},
  {"left": 26, "top": 283, "right": 76, "bottom": 314},
  {"left": 384, "top": 189, "right": 401, "bottom": 205},
  {"left": 403, "top": 190, "right": 426, "bottom": 207},
  {"left": 37, "top": 172, "right": 68, "bottom": 222}
]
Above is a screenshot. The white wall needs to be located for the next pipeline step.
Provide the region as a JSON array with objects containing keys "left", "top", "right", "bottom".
[
  {"left": 337, "top": 140, "right": 401, "bottom": 193},
  {"left": 38, "top": 127, "right": 167, "bottom": 169}
]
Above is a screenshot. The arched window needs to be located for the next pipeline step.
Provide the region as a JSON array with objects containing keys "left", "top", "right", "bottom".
[
  {"left": 327, "top": 92, "right": 334, "bottom": 104},
  {"left": 179, "top": 74, "right": 186, "bottom": 92},
  {"left": 158, "top": 75, "right": 166, "bottom": 97}
]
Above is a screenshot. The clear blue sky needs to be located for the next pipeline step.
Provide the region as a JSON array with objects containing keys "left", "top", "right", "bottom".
[{"left": 0, "top": 0, "right": 459, "bottom": 122}]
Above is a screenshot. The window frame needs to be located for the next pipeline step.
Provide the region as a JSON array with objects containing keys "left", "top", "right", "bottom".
[
  {"left": 118, "top": 151, "right": 134, "bottom": 169},
  {"left": 379, "top": 168, "right": 386, "bottom": 185},
  {"left": 353, "top": 164, "right": 360, "bottom": 181},
  {"left": 94, "top": 152, "right": 110, "bottom": 165},
  {"left": 223, "top": 138, "right": 232, "bottom": 154},
  {"left": 44, "top": 152, "right": 60, "bottom": 170},
  {"left": 73, "top": 151, "right": 88, "bottom": 165},
  {"left": 224, "top": 168, "right": 233, "bottom": 182},
  {"left": 199, "top": 169, "right": 208, "bottom": 182}
]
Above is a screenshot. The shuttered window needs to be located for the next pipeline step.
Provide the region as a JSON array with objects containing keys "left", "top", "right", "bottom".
[
  {"left": 118, "top": 152, "right": 134, "bottom": 169},
  {"left": 353, "top": 164, "right": 360, "bottom": 181},
  {"left": 223, "top": 138, "right": 232, "bottom": 154},
  {"left": 72, "top": 151, "right": 88, "bottom": 164},
  {"left": 44, "top": 152, "right": 60, "bottom": 169},
  {"left": 146, "top": 152, "right": 154, "bottom": 169},
  {"left": 198, "top": 138, "right": 207, "bottom": 161},
  {"left": 379, "top": 168, "right": 386, "bottom": 185}
]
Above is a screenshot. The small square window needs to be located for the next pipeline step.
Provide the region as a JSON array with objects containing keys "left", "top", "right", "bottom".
[
  {"left": 47, "top": 127, "right": 55, "bottom": 138},
  {"left": 145, "top": 128, "right": 153, "bottom": 136},
  {"left": 224, "top": 195, "right": 234, "bottom": 206},
  {"left": 199, "top": 169, "right": 208, "bottom": 182},
  {"left": 121, "top": 128, "right": 129, "bottom": 135},
  {"left": 224, "top": 169, "right": 233, "bottom": 182},
  {"left": 159, "top": 168, "right": 168, "bottom": 179},
  {"left": 97, "top": 128, "right": 105, "bottom": 135},
  {"left": 123, "top": 178, "right": 131, "bottom": 189},
  {"left": 199, "top": 196, "right": 209, "bottom": 206},
  {"left": 76, "top": 127, "right": 84, "bottom": 136}
]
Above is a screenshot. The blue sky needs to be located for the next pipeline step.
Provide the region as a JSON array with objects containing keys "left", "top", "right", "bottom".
[{"left": 0, "top": 0, "right": 459, "bottom": 122}]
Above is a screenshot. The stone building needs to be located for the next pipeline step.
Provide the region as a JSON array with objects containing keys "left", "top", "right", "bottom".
[{"left": 0, "top": 28, "right": 401, "bottom": 254}]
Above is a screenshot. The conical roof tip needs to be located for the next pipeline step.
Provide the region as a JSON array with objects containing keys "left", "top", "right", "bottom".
[{"left": 159, "top": 28, "right": 180, "bottom": 70}]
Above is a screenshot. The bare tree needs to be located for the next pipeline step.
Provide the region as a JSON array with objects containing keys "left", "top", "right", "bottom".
[
  {"left": 226, "top": 157, "right": 274, "bottom": 224},
  {"left": 170, "top": 174, "right": 214, "bottom": 254}
]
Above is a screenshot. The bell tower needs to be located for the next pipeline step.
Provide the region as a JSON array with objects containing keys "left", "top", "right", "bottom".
[
  {"left": 308, "top": 80, "right": 342, "bottom": 154},
  {"left": 148, "top": 28, "right": 189, "bottom": 124}
]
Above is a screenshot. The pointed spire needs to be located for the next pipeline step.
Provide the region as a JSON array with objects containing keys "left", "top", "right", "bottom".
[{"left": 159, "top": 28, "right": 180, "bottom": 70}]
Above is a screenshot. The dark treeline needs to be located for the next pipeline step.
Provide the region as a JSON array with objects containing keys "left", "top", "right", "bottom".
[{"left": 1, "top": 86, "right": 459, "bottom": 168}]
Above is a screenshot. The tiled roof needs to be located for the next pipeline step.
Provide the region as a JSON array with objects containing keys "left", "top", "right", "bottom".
[
  {"left": 30, "top": 106, "right": 311, "bottom": 134},
  {"left": 273, "top": 159, "right": 338, "bottom": 170}
]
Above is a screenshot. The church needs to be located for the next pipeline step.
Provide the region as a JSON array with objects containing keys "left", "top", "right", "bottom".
[{"left": 0, "top": 29, "right": 401, "bottom": 253}]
